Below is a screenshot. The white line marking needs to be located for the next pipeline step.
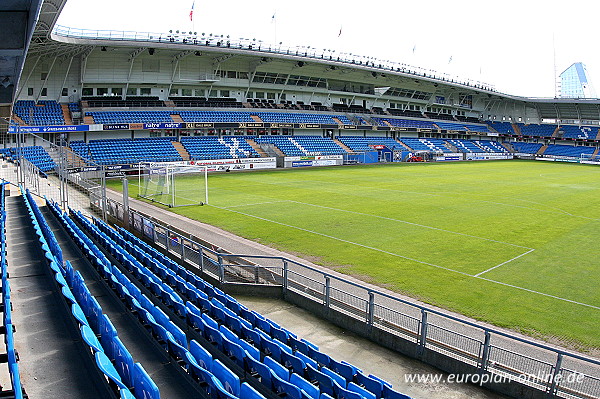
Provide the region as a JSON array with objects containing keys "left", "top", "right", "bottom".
[
  {"left": 208, "top": 204, "right": 474, "bottom": 276},
  {"left": 208, "top": 204, "right": 599, "bottom": 310},
  {"left": 222, "top": 200, "right": 289, "bottom": 209},
  {"left": 286, "top": 200, "right": 532, "bottom": 249},
  {"left": 474, "top": 249, "right": 536, "bottom": 277}
]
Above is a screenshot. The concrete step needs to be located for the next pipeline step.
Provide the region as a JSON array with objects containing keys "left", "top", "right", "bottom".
[
  {"left": 61, "top": 103, "right": 73, "bottom": 125},
  {"left": 172, "top": 141, "right": 190, "bottom": 161},
  {"left": 246, "top": 139, "right": 268, "bottom": 157}
]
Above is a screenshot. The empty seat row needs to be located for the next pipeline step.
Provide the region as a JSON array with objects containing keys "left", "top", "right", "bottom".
[
  {"left": 25, "top": 192, "right": 159, "bottom": 399},
  {"left": 1, "top": 184, "right": 24, "bottom": 399},
  {"left": 103, "top": 220, "right": 413, "bottom": 399}
]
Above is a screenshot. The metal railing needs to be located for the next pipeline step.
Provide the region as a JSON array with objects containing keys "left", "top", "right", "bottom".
[{"left": 97, "top": 193, "right": 600, "bottom": 399}]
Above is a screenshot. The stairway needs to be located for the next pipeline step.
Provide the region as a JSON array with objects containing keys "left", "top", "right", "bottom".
[
  {"left": 595, "top": 129, "right": 600, "bottom": 141},
  {"left": 11, "top": 114, "right": 26, "bottom": 125},
  {"left": 333, "top": 138, "right": 352, "bottom": 153},
  {"left": 83, "top": 115, "right": 95, "bottom": 124},
  {"left": 246, "top": 139, "right": 268, "bottom": 157},
  {"left": 171, "top": 114, "right": 184, "bottom": 123},
  {"left": 332, "top": 117, "right": 343, "bottom": 125},
  {"left": 592, "top": 148, "right": 599, "bottom": 158},
  {"left": 164, "top": 100, "right": 175, "bottom": 107},
  {"left": 172, "top": 141, "right": 190, "bottom": 161},
  {"left": 501, "top": 142, "right": 515, "bottom": 152},
  {"left": 251, "top": 115, "right": 263, "bottom": 123},
  {"left": 61, "top": 104, "right": 73, "bottom": 125},
  {"left": 537, "top": 145, "right": 548, "bottom": 156},
  {"left": 551, "top": 126, "right": 562, "bottom": 138},
  {"left": 511, "top": 123, "right": 522, "bottom": 135}
]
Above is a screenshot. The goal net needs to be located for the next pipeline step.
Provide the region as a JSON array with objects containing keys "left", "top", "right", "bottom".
[{"left": 138, "top": 162, "right": 208, "bottom": 207}]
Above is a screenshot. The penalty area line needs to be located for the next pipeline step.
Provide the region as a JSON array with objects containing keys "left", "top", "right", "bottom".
[
  {"left": 208, "top": 204, "right": 600, "bottom": 310},
  {"left": 474, "top": 248, "right": 536, "bottom": 277}
]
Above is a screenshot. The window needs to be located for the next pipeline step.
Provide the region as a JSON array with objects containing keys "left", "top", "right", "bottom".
[
  {"left": 62, "top": 87, "right": 68, "bottom": 97},
  {"left": 97, "top": 88, "right": 108, "bottom": 96},
  {"left": 41, "top": 88, "right": 47, "bottom": 97},
  {"left": 195, "top": 89, "right": 205, "bottom": 97},
  {"left": 170, "top": 88, "right": 179, "bottom": 96},
  {"left": 41, "top": 73, "right": 47, "bottom": 80},
  {"left": 140, "top": 88, "right": 151, "bottom": 95},
  {"left": 82, "top": 88, "right": 93, "bottom": 96},
  {"left": 127, "top": 87, "right": 137, "bottom": 96},
  {"left": 279, "top": 93, "right": 286, "bottom": 101},
  {"left": 267, "top": 92, "right": 275, "bottom": 100},
  {"left": 255, "top": 92, "right": 265, "bottom": 99},
  {"left": 111, "top": 88, "right": 123, "bottom": 96},
  {"left": 27, "top": 88, "right": 33, "bottom": 96},
  {"left": 227, "top": 71, "right": 237, "bottom": 78},
  {"left": 182, "top": 88, "right": 193, "bottom": 96},
  {"left": 220, "top": 90, "right": 230, "bottom": 97}
]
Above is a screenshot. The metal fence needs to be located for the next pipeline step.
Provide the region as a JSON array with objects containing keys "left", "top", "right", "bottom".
[{"left": 99, "top": 194, "right": 600, "bottom": 399}]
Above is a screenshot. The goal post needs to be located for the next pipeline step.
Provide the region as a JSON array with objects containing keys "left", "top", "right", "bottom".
[{"left": 137, "top": 162, "right": 208, "bottom": 207}]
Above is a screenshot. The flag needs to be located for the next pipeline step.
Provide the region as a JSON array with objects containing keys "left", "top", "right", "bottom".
[
  {"left": 448, "top": 55, "right": 453, "bottom": 64},
  {"left": 271, "top": 12, "right": 276, "bottom": 22},
  {"left": 338, "top": 26, "right": 342, "bottom": 37},
  {"left": 412, "top": 45, "right": 416, "bottom": 54},
  {"left": 189, "top": 1, "right": 195, "bottom": 21}
]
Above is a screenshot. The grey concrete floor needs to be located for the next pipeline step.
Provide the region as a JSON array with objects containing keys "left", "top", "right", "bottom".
[{"left": 237, "top": 295, "right": 508, "bottom": 399}]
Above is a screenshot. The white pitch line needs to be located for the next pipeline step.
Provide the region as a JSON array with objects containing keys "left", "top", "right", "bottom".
[
  {"left": 222, "top": 200, "right": 289, "bottom": 209},
  {"left": 474, "top": 248, "right": 536, "bottom": 277},
  {"left": 208, "top": 204, "right": 600, "bottom": 310},
  {"left": 286, "top": 200, "right": 532, "bottom": 249},
  {"left": 208, "top": 204, "right": 475, "bottom": 277}
]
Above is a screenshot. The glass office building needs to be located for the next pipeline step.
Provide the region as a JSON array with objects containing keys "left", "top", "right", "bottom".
[{"left": 559, "top": 62, "right": 597, "bottom": 98}]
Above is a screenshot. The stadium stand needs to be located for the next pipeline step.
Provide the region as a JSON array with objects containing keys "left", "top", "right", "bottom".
[
  {"left": 487, "top": 121, "right": 515, "bottom": 135},
  {"left": 337, "top": 137, "right": 403, "bottom": 152},
  {"left": 255, "top": 112, "right": 351, "bottom": 125},
  {"left": 78, "top": 137, "right": 182, "bottom": 165},
  {"left": 82, "top": 96, "right": 165, "bottom": 108},
  {"left": 180, "top": 136, "right": 259, "bottom": 160},
  {"left": 1, "top": 183, "right": 24, "bottom": 399},
  {"left": 171, "top": 97, "right": 243, "bottom": 108},
  {"left": 0, "top": 146, "right": 56, "bottom": 172},
  {"left": 510, "top": 142, "right": 543, "bottom": 154},
  {"left": 372, "top": 117, "right": 436, "bottom": 130},
  {"left": 560, "top": 125, "right": 599, "bottom": 140},
  {"left": 400, "top": 138, "right": 451, "bottom": 153},
  {"left": 86, "top": 111, "right": 174, "bottom": 124},
  {"left": 447, "top": 139, "right": 484, "bottom": 153},
  {"left": 543, "top": 144, "right": 596, "bottom": 158},
  {"left": 20, "top": 188, "right": 161, "bottom": 399},
  {"left": 13, "top": 100, "right": 65, "bottom": 126},
  {"left": 474, "top": 140, "right": 508, "bottom": 153},
  {"left": 255, "top": 136, "right": 346, "bottom": 156},
  {"left": 179, "top": 111, "right": 255, "bottom": 123},
  {"left": 517, "top": 123, "right": 557, "bottom": 138},
  {"left": 74, "top": 211, "right": 414, "bottom": 399}
]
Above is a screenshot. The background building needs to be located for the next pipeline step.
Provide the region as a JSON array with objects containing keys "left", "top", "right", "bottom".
[{"left": 559, "top": 62, "right": 597, "bottom": 98}]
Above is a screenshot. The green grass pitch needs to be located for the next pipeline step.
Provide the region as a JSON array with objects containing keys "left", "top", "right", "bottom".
[{"left": 109, "top": 160, "right": 600, "bottom": 351}]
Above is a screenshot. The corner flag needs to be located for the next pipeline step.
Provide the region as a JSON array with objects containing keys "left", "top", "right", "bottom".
[{"left": 189, "top": 1, "right": 195, "bottom": 21}]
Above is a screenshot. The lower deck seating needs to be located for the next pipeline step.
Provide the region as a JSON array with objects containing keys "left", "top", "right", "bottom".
[
  {"left": 400, "top": 138, "right": 451, "bottom": 153},
  {"left": 543, "top": 144, "right": 596, "bottom": 158},
  {"left": 510, "top": 142, "right": 543, "bottom": 154},
  {"left": 474, "top": 140, "right": 508, "bottom": 153},
  {"left": 254, "top": 136, "right": 345, "bottom": 156},
  {"left": 21, "top": 189, "right": 159, "bottom": 399},
  {"left": 180, "top": 136, "right": 259, "bottom": 160},
  {"left": 518, "top": 123, "right": 557, "bottom": 137},
  {"left": 83, "top": 137, "right": 182, "bottom": 165},
  {"left": 0, "top": 146, "right": 56, "bottom": 172},
  {"left": 71, "top": 207, "right": 414, "bottom": 399},
  {"left": 1, "top": 184, "right": 24, "bottom": 399},
  {"left": 13, "top": 100, "right": 65, "bottom": 126},
  {"left": 337, "top": 137, "right": 403, "bottom": 152},
  {"left": 447, "top": 139, "right": 483, "bottom": 153}
]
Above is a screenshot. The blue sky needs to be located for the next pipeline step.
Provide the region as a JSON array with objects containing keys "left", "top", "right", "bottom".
[{"left": 57, "top": 0, "right": 599, "bottom": 98}]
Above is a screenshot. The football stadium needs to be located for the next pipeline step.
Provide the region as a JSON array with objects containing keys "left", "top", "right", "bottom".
[{"left": 0, "top": 1, "right": 599, "bottom": 399}]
